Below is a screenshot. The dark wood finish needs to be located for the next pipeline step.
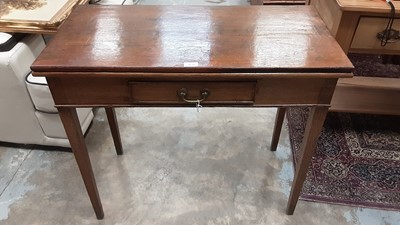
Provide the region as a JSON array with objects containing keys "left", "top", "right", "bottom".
[
  {"left": 286, "top": 106, "right": 329, "bottom": 215},
  {"left": 31, "top": 6, "right": 352, "bottom": 74},
  {"left": 255, "top": 78, "right": 339, "bottom": 105},
  {"left": 130, "top": 82, "right": 256, "bottom": 105},
  {"left": 105, "top": 107, "right": 123, "bottom": 155},
  {"left": 57, "top": 107, "right": 104, "bottom": 219},
  {"left": 31, "top": 6, "right": 353, "bottom": 218},
  {"left": 46, "top": 77, "right": 131, "bottom": 106},
  {"left": 271, "top": 107, "right": 286, "bottom": 151}
]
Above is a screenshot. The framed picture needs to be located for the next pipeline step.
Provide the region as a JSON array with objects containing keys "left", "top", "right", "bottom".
[{"left": 0, "top": 0, "right": 89, "bottom": 34}]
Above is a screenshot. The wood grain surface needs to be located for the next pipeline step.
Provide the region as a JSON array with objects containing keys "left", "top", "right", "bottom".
[
  {"left": 31, "top": 5, "right": 353, "bottom": 74},
  {"left": 337, "top": 0, "right": 400, "bottom": 13}
]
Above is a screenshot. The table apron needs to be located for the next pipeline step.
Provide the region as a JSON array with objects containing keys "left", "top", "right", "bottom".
[{"left": 46, "top": 77, "right": 339, "bottom": 107}]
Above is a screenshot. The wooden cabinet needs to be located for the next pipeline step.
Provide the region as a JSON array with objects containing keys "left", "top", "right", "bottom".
[
  {"left": 351, "top": 17, "right": 400, "bottom": 52},
  {"left": 311, "top": 0, "right": 400, "bottom": 115}
]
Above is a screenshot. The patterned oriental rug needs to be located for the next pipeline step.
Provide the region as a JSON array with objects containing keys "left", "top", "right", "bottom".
[{"left": 287, "top": 108, "right": 400, "bottom": 211}]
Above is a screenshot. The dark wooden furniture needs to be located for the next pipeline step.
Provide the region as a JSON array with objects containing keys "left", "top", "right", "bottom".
[
  {"left": 310, "top": 0, "right": 400, "bottom": 115},
  {"left": 31, "top": 5, "right": 353, "bottom": 219}
]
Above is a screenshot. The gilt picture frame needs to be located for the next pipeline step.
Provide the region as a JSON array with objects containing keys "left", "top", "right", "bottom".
[{"left": 0, "top": 0, "right": 89, "bottom": 34}]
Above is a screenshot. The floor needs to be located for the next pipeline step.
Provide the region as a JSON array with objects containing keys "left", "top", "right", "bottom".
[{"left": 1, "top": 1, "right": 400, "bottom": 225}]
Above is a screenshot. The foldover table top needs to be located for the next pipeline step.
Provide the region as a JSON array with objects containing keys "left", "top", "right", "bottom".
[
  {"left": 31, "top": 5, "right": 354, "bottom": 219},
  {"left": 32, "top": 5, "right": 353, "bottom": 75}
]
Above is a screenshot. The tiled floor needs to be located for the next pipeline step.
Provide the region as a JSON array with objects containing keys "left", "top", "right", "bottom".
[{"left": 1, "top": 1, "right": 399, "bottom": 225}]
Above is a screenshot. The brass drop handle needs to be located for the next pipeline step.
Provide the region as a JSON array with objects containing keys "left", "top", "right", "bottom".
[{"left": 177, "top": 88, "right": 210, "bottom": 103}]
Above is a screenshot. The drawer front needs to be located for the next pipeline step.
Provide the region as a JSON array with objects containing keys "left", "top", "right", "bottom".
[
  {"left": 130, "top": 82, "right": 256, "bottom": 105},
  {"left": 351, "top": 16, "right": 400, "bottom": 51}
]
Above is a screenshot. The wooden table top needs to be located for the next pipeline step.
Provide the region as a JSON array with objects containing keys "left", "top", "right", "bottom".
[
  {"left": 32, "top": 5, "right": 353, "bottom": 75},
  {"left": 337, "top": 0, "right": 400, "bottom": 13}
]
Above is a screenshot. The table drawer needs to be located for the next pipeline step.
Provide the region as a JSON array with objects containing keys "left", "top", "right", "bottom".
[
  {"left": 130, "top": 82, "right": 256, "bottom": 105},
  {"left": 351, "top": 16, "right": 400, "bottom": 51}
]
